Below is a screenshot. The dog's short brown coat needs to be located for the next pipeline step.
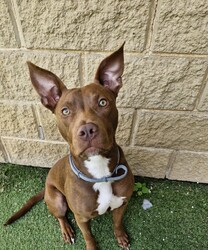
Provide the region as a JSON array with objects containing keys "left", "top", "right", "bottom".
[{"left": 5, "top": 44, "right": 134, "bottom": 250}]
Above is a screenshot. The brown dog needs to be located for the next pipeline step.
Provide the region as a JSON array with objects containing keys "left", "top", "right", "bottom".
[{"left": 4, "top": 44, "right": 134, "bottom": 250}]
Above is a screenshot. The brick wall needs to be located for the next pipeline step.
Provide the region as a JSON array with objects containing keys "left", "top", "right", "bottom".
[{"left": 0, "top": 0, "right": 208, "bottom": 183}]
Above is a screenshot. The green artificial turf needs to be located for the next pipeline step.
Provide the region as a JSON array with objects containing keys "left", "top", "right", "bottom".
[{"left": 0, "top": 163, "right": 208, "bottom": 250}]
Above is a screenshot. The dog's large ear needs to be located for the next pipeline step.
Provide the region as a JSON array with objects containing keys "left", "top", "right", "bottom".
[
  {"left": 27, "top": 62, "right": 66, "bottom": 112},
  {"left": 94, "top": 43, "right": 124, "bottom": 97}
]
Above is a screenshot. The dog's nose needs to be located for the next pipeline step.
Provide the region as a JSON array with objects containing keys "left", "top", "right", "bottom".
[{"left": 78, "top": 123, "right": 98, "bottom": 141}]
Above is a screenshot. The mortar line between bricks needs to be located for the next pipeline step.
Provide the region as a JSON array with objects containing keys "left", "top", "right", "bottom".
[
  {"left": 0, "top": 47, "right": 130, "bottom": 54},
  {"left": 151, "top": 51, "right": 208, "bottom": 58},
  {"left": 124, "top": 145, "right": 208, "bottom": 155},
  {"left": 129, "top": 109, "right": 140, "bottom": 146},
  {"left": 144, "top": 0, "right": 159, "bottom": 53},
  {"left": 79, "top": 53, "right": 85, "bottom": 87},
  {"left": 1, "top": 99, "right": 208, "bottom": 115},
  {"left": 0, "top": 100, "right": 39, "bottom": 105},
  {"left": 165, "top": 150, "right": 178, "bottom": 179},
  {"left": 31, "top": 104, "right": 45, "bottom": 141},
  {"left": 0, "top": 47, "right": 208, "bottom": 59},
  {"left": 139, "top": 108, "right": 208, "bottom": 115},
  {"left": 5, "top": 0, "right": 21, "bottom": 47},
  {"left": 1, "top": 136, "right": 68, "bottom": 145},
  {"left": 7, "top": 0, "right": 26, "bottom": 47},
  {"left": 0, "top": 137, "right": 11, "bottom": 162},
  {"left": 12, "top": 0, "right": 26, "bottom": 47}
]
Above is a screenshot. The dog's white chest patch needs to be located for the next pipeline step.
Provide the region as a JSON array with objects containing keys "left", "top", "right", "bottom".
[{"left": 84, "top": 155, "right": 125, "bottom": 215}]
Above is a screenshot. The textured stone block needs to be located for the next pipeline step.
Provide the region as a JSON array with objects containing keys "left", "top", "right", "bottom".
[
  {"left": 85, "top": 53, "right": 207, "bottom": 110},
  {"left": 124, "top": 146, "right": 172, "bottom": 178},
  {"left": 167, "top": 151, "right": 208, "bottom": 183},
  {"left": 0, "top": 0, "right": 18, "bottom": 48},
  {"left": 2, "top": 138, "right": 69, "bottom": 168},
  {"left": 0, "top": 103, "right": 38, "bottom": 139},
  {"left": 116, "top": 108, "right": 134, "bottom": 146},
  {"left": 135, "top": 110, "right": 208, "bottom": 151},
  {"left": 0, "top": 51, "right": 81, "bottom": 101},
  {"left": 152, "top": 0, "right": 208, "bottom": 54},
  {"left": 16, "top": 0, "right": 151, "bottom": 51}
]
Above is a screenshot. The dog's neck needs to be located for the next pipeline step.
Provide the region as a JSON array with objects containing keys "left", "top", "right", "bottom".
[
  {"left": 70, "top": 145, "right": 119, "bottom": 178},
  {"left": 84, "top": 155, "right": 111, "bottom": 179}
]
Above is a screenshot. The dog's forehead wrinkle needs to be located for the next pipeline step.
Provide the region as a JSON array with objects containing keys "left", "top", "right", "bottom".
[
  {"left": 61, "top": 88, "right": 84, "bottom": 107},
  {"left": 80, "top": 85, "right": 103, "bottom": 109},
  {"left": 83, "top": 83, "right": 108, "bottom": 94},
  {"left": 67, "top": 88, "right": 82, "bottom": 99},
  {"left": 83, "top": 83, "right": 116, "bottom": 104},
  {"left": 63, "top": 85, "right": 101, "bottom": 107}
]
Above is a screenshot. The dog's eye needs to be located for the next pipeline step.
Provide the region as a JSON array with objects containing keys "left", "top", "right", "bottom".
[
  {"left": 61, "top": 107, "right": 70, "bottom": 116},
  {"left": 98, "top": 98, "right": 108, "bottom": 107}
]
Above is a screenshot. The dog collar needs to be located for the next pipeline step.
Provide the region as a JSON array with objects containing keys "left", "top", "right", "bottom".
[{"left": 69, "top": 149, "right": 128, "bottom": 183}]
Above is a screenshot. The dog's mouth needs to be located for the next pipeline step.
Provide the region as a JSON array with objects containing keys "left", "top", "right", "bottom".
[
  {"left": 79, "top": 145, "right": 111, "bottom": 159},
  {"left": 84, "top": 147, "right": 100, "bottom": 156},
  {"left": 83, "top": 146, "right": 106, "bottom": 156},
  {"left": 71, "top": 132, "right": 115, "bottom": 159}
]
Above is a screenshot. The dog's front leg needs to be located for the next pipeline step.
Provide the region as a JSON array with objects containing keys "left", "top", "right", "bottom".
[
  {"left": 44, "top": 185, "right": 75, "bottom": 244},
  {"left": 112, "top": 204, "right": 130, "bottom": 250},
  {"left": 75, "top": 215, "right": 97, "bottom": 250}
]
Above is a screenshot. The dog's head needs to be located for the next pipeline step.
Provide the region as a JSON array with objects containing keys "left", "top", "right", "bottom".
[{"left": 28, "top": 44, "right": 124, "bottom": 158}]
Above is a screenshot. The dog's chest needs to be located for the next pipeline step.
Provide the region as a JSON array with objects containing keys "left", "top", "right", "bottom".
[{"left": 84, "top": 155, "right": 125, "bottom": 215}]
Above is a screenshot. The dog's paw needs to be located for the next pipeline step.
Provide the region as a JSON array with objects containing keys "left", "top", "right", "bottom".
[
  {"left": 62, "top": 228, "right": 75, "bottom": 244},
  {"left": 59, "top": 219, "right": 75, "bottom": 244},
  {"left": 63, "top": 226, "right": 75, "bottom": 244},
  {"left": 114, "top": 230, "right": 130, "bottom": 249}
]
